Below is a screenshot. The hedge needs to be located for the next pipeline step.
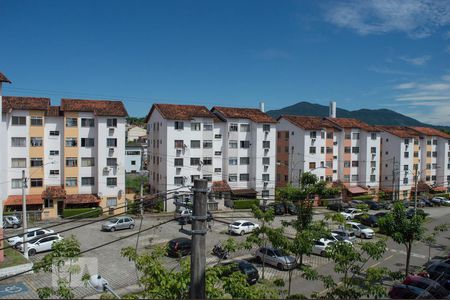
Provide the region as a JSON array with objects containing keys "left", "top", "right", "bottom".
[
  {"left": 431, "top": 193, "right": 449, "bottom": 198},
  {"left": 232, "top": 199, "right": 260, "bottom": 209},
  {"left": 62, "top": 207, "right": 103, "bottom": 219},
  {"left": 351, "top": 195, "right": 373, "bottom": 201}
]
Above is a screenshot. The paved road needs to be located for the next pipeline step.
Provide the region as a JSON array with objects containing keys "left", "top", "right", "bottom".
[{"left": 0, "top": 206, "right": 449, "bottom": 298}]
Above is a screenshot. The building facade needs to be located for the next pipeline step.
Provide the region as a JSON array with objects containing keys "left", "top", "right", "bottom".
[
  {"left": 125, "top": 143, "right": 142, "bottom": 173},
  {"left": 126, "top": 125, "right": 147, "bottom": 142}
]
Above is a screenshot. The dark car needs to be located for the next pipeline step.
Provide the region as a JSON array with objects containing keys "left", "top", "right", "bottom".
[
  {"left": 421, "top": 198, "right": 434, "bottom": 207},
  {"left": 350, "top": 200, "right": 364, "bottom": 208},
  {"left": 327, "top": 202, "right": 349, "bottom": 212},
  {"left": 365, "top": 200, "right": 380, "bottom": 210},
  {"left": 285, "top": 203, "right": 298, "bottom": 215},
  {"left": 388, "top": 284, "right": 434, "bottom": 299},
  {"left": 355, "top": 214, "right": 379, "bottom": 227},
  {"left": 402, "top": 275, "right": 448, "bottom": 298},
  {"left": 426, "top": 261, "right": 450, "bottom": 290},
  {"left": 378, "top": 201, "right": 392, "bottom": 210},
  {"left": 406, "top": 208, "right": 428, "bottom": 219},
  {"left": 219, "top": 260, "right": 259, "bottom": 285},
  {"left": 268, "top": 203, "right": 285, "bottom": 215},
  {"left": 167, "top": 237, "right": 192, "bottom": 257}
]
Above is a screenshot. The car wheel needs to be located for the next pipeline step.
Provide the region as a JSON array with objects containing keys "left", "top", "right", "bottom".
[
  {"left": 13, "top": 224, "right": 18, "bottom": 229},
  {"left": 277, "top": 263, "right": 284, "bottom": 270},
  {"left": 129, "top": 224, "right": 134, "bottom": 229},
  {"left": 28, "top": 249, "right": 36, "bottom": 256},
  {"left": 320, "top": 251, "right": 326, "bottom": 257},
  {"left": 240, "top": 230, "right": 245, "bottom": 236},
  {"left": 256, "top": 256, "right": 262, "bottom": 263},
  {"left": 110, "top": 227, "right": 116, "bottom": 232},
  {"left": 361, "top": 233, "right": 366, "bottom": 239}
]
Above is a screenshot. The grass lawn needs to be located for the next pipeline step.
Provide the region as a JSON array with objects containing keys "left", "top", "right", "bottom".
[{"left": 1, "top": 247, "right": 28, "bottom": 269}]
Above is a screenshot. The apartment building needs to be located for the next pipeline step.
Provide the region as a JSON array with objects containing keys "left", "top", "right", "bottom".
[
  {"left": 146, "top": 103, "right": 276, "bottom": 212},
  {"left": 0, "top": 91, "right": 127, "bottom": 219},
  {"left": 125, "top": 142, "right": 142, "bottom": 173}
]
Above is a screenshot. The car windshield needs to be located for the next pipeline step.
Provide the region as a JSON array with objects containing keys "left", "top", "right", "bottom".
[
  {"left": 273, "top": 249, "right": 287, "bottom": 257},
  {"left": 333, "top": 235, "right": 344, "bottom": 241},
  {"left": 240, "top": 263, "right": 256, "bottom": 273},
  {"left": 358, "top": 224, "right": 368, "bottom": 229},
  {"left": 232, "top": 222, "right": 242, "bottom": 226},
  {"left": 108, "top": 218, "right": 119, "bottom": 223}
]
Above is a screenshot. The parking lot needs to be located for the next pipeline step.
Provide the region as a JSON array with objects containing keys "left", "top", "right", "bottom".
[{"left": 1, "top": 206, "right": 449, "bottom": 298}]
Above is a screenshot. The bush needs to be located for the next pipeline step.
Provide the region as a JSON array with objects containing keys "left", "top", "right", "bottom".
[
  {"left": 62, "top": 207, "right": 102, "bottom": 219},
  {"left": 352, "top": 195, "right": 373, "bottom": 201},
  {"left": 232, "top": 199, "right": 260, "bottom": 209},
  {"left": 431, "top": 193, "right": 449, "bottom": 198}
]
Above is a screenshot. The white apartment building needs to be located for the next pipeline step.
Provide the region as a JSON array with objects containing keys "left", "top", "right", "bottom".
[
  {"left": 126, "top": 125, "right": 147, "bottom": 142},
  {"left": 146, "top": 103, "right": 276, "bottom": 212},
  {"left": 0, "top": 89, "right": 127, "bottom": 219},
  {"left": 125, "top": 143, "right": 142, "bottom": 173}
]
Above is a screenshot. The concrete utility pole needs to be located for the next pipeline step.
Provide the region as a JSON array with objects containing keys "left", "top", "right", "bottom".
[
  {"left": 140, "top": 178, "right": 144, "bottom": 217},
  {"left": 414, "top": 168, "right": 419, "bottom": 215},
  {"left": 190, "top": 179, "right": 207, "bottom": 300},
  {"left": 392, "top": 157, "right": 396, "bottom": 202},
  {"left": 21, "top": 170, "right": 28, "bottom": 259}
]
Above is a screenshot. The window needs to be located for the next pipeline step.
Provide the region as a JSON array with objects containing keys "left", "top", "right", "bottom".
[
  {"left": 107, "top": 158, "right": 117, "bottom": 167},
  {"left": 344, "top": 175, "right": 350, "bottom": 182},
  {"left": 11, "top": 158, "right": 26, "bottom": 168},
  {"left": 352, "top": 147, "right": 359, "bottom": 154},
  {"left": 30, "top": 116, "right": 43, "bottom": 126},
  {"left": 432, "top": 163, "right": 437, "bottom": 169},
  {"left": 432, "top": 151, "right": 437, "bottom": 158},
  {"left": 431, "top": 175, "right": 436, "bottom": 181},
  {"left": 371, "top": 133, "right": 377, "bottom": 140},
  {"left": 344, "top": 161, "right": 350, "bottom": 168},
  {"left": 371, "top": 147, "right": 377, "bottom": 154},
  {"left": 351, "top": 161, "right": 359, "bottom": 167},
  {"left": 370, "top": 175, "right": 376, "bottom": 182},
  {"left": 240, "top": 173, "right": 249, "bottom": 181},
  {"left": 105, "top": 139, "right": 117, "bottom": 148},
  {"left": 403, "top": 177, "right": 408, "bottom": 184},
  {"left": 81, "top": 157, "right": 95, "bottom": 167},
  {"left": 214, "top": 151, "right": 222, "bottom": 156},
  {"left": 30, "top": 158, "right": 43, "bottom": 167},
  {"left": 81, "top": 118, "right": 95, "bottom": 127},
  {"left": 240, "top": 157, "right": 250, "bottom": 165},
  {"left": 370, "top": 161, "right": 376, "bottom": 168},
  {"left": 309, "top": 147, "right": 316, "bottom": 154},
  {"left": 344, "top": 147, "right": 351, "bottom": 153},
  {"left": 126, "top": 151, "right": 140, "bottom": 155},
  {"left": 50, "top": 170, "right": 59, "bottom": 175},
  {"left": 214, "top": 168, "right": 222, "bottom": 172},
  {"left": 262, "top": 174, "right": 270, "bottom": 181},
  {"left": 229, "top": 123, "right": 238, "bottom": 132},
  {"left": 414, "top": 139, "right": 419, "bottom": 145},
  {"left": 414, "top": 151, "right": 419, "bottom": 157},
  {"left": 203, "top": 175, "right": 212, "bottom": 182},
  {"left": 204, "top": 124, "right": 213, "bottom": 131},
  {"left": 11, "top": 137, "right": 26, "bottom": 147},
  {"left": 65, "top": 138, "right": 77, "bottom": 147},
  {"left": 327, "top": 132, "right": 333, "bottom": 139},
  {"left": 427, "top": 139, "right": 432, "bottom": 145},
  {"left": 403, "top": 165, "right": 408, "bottom": 171},
  {"left": 426, "top": 163, "right": 431, "bottom": 170},
  {"left": 174, "top": 158, "right": 183, "bottom": 167},
  {"left": 31, "top": 137, "right": 43, "bottom": 147},
  {"left": 432, "top": 139, "right": 437, "bottom": 145},
  {"left": 49, "top": 150, "right": 59, "bottom": 156},
  {"left": 203, "top": 140, "right": 213, "bottom": 148},
  {"left": 309, "top": 162, "right": 316, "bottom": 169},
  {"left": 229, "top": 140, "right": 238, "bottom": 148},
  {"left": 326, "top": 161, "right": 333, "bottom": 168},
  {"left": 66, "top": 158, "right": 78, "bottom": 167},
  {"left": 426, "top": 151, "right": 431, "bottom": 157},
  {"left": 81, "top": 177, "right": 95, "bottom": 186},
  {"left": 351, "top": 175, "right": 359, "bottom": 182},
  {"left": 191, "top": 122, "right": 201, "bottom": 131},
  {"left": 106, "top": 197, "right": 117, "bottom": 207},
  {"left": 203, "top": 157, "right": 212, "bottom": 165},
  {"left": 240, "top": 124, "right": 250, "bottom": 132},
  {"left": 81, "top": 138, "right": 95, "bottom": 147},
  {"left": 191, "top": 175, "right": 200, "bottom": 182},
  {"left": 49, "top": 131, "right": 59, "bottom": 136},
  {"left": 190, "top": 158, "right": 201, "bottom": 166},
  {"left": 404, "top": 152, "right": 409, "bottom": 158},
  {"left": 107, "top": 178, "right": 117, "bottom": 187},
  {"left": 174, "top": 121, "right": 184, "bottom": 130},
  {"left": 345, "top": 133, "right": 351, "bottom": 139},
  {"left": 310, "top": 131, "right": 316, "bottom": 138},
  {"left": 229, "top": 174, "right": 238, "bottom": 182},
  {"left": 229, "top": 157, "right": 238, "bottom": 165},
  {"left": 107, "top": 118, "right": 117, "bottom": 127},
  {"left": 31, "top": 178, "right": 43, "bottom": 187},
  {"left": 11, "top": 179, "right": 23, "bottom": 189},
  {"left": 12, "top": 116, "right": 26, "bottom": 126},
  {"left": 214, "top": 134, "right": 222, "bottom": 139},
  {"left": 190, "top": 140, "right": 200, "bottom": 148},
  {"left": 413, "top": 164, "right": 418, "bottom": 170},
  {"left": 66, "top": 118, "right": 77, "bottom": 127},
  {"left": 241, "top": 141, "right": 250, "bottom": 148},
  {"left": 326, "top": 147, "right": 333, "bottom": 154},
  {"left": 131, "top": 161, "right": 136, "bottom": 165},
  {"left": 262, "top": 157, "right": 270, "bottom": 165},
  {"left": 426, "top": 175, "right": 431, "bottom": 181},
  {"left": 263, "top": 124, "right": 270, "bottom": 131},
  {"left": 404, "top": 138, "right": 410, "bottom": 145},
  {"left": 352, "top": 132, "right": 360, "bottom": 140}
]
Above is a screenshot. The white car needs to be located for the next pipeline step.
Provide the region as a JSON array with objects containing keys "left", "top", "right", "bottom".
[
  {"left": 441, "top": 198, "right": 450, "bottom": 205},
  {"left": 340, "top": 208, "right": 362, "bottom": 220},
  {"left": 18, "top": 234, "right": 63, "bottom": 256},
  {"left": 228, "top": 220, "right": 260, "bottom": 235},
  {"left": 346, "top": 222, "right": 374, "bottom": 239},
  {"left": 312, "top": 239, "right": 335, "bottom": 256},
  {"left": 175, "top": 208, "right": 192, "bottom": 219},
  {"left": 7, "top": 227, "right": 55, "bottom": 247},
  {"left": 326, "top": 232, "right": 353, "bottom": 245}
]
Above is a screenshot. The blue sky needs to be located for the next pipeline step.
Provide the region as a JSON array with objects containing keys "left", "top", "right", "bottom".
[{"left": 1, "top": 0, "right": 450, "bottom": 125}]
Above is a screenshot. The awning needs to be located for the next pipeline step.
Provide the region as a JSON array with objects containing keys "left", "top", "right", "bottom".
[
  {"left": 42, "top": 186, "right": 66, "bottom": 199},
  {"left": 4, "top": 195, "right": 43, "bottom": 206},
  {"left": 431, "top": 186, "right": 447, "bottom": 192},
  {"left": 231, "top": 189, "right": 257, "bottom": 196},
  {"left": 65, "top": 194, "right": 101, "bottom": 204},
  {"left": 211, "top": 181, "right": 231, "bottom": 193},
  {"left": 347, "top": 186, "right": 368, "bottom": 194}
]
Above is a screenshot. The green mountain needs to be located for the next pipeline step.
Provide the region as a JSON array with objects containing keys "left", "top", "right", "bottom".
[{"left": 266, "top": 101, "right": 450, "bottom": 130}]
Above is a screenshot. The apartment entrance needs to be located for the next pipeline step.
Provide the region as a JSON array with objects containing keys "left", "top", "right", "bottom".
[{"left": 57, "top": 200, "right": 64, "bottom": 216}]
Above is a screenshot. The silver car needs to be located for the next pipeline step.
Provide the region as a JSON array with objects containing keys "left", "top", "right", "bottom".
[
  {"left": 101, "top": 216, "right": 135, "bottom": 232},
  {"left": 254, "top": 247, "right": 297, "bottom": 270}
]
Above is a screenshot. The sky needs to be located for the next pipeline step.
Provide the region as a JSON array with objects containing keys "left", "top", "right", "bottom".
[{"left": 1, "top": 0, "right": 450, "bottom": 125}]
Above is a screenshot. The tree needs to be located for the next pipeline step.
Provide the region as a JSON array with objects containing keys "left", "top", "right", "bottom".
[
  {"left": 422, "top": 223, "right": 448, "bottom": 262},
  {"left": 378, "top": 202, "right": 426, "bottom": 276},
  {"left": 33, "top": 236, "right": 90, "bottom": 299}
]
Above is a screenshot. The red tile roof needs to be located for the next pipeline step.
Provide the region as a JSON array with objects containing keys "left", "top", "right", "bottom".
[
  {"left": 65, "top": 194, "right": 101, "bottom": 204},
  {"left": 326, "top": 117, "right": 378, "bottom": 132},
  {"left": 231, "top": 189, "right": 258, "bottom": 196},
  {"left": 61, "top": 99, "right": 128, "bottom": 117},
  {"left": 377, "top": 126, "right": 420, "bottom": 138},
  {"left": 279, "top": 115, "right": 339, "bottom": 130},
  {"left": 42, "top": 186, "right": 66, "bottom": 199},
  {"left": 47, "top": 106, "right": 62, "bottom": 117},
  {"left": 146, "top": 103, "right": 217, "bottom": 122},
  {"left": 211, "top": 181, "right": 231, "bottom": 192},
  {"left": 2, "top": 96, "right": 51, "bottom": 112},
  {"left": 4, "top": 195, "right": 43, "bottom": 206},
  {"left": 211, "top": 106, "right": 277, "bottom": 123},
  {"left": 408, "top": 126, "right": 450, "bottom": 139},
  {"left": 0, "top": 72, "right": 11, "bottom": 83}
]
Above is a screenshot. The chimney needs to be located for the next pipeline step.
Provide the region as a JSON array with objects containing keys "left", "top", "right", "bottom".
[
  {"left": 329, "top": 101, "right": 336, "bottom": 118},
  {"left": 259, "top": 101, "right": 265, "bottom": 113}
]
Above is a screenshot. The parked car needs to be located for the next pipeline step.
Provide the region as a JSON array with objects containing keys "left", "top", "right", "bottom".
[
  {"left": 7, "top": 227, "right": 55, "bottom": 247},
  {"left": 402, "top": 275, "right": 448, "bottom": 299},
  {"left": 325, "top": 232, "right": 353, "bottom": 245},
  {"left": 340, "top": 208, "right": 362, "bottom": 220},
  {"left": 175, "top": 208, "right": 192, "bottom": 220},
  {"left": 254, "top": 247, "right": 297, "bottom": 270},
  {"left": 406, "top": 208, "right": 428, "bottom": 219},
  {"left": 365, "top": 200, "right": 380, "bottom": 210},
  {"left": 346, "top": 222, "right": 374, "bottom": 239},
  {"left": 285, "top": 203, "right": 298, "bottom": 215},
  {"left": 268, "top": 203, "right": 285, "bottom": 215},
  {"left": 167, "top": 237, "right": 192, "bottom": 257},
  {"left": 312, "top": 239, "right": 335, "bottom": 257},
  {"left": 3, "top": 215, "right": 21, "bottom": 229},
  {"left": 354, "top": 214, "right": 379, "bottom": 227},
  {"left": 388, "top": 284, "right": 434, "bottom": 299},
  {"left": 426, "top": 261, "right": 450, "bottom": 283},
  {"left": 101, "top": 216, "right": 135, "bottom": 232},
  {"left": 327, "top": 202, "right": 349, "bottom": 212},
  {"left": 378, "top": 201, "right": 393, "bottom": 210},
  {"left": 350, "top": 200, "right": 364, "bottom": 208},
  {"left": 218, "top": 260, "right": 259, "bottom": 285},
  {"left": 332, "top": 228, "right": 357, "bottom": 243},
  {"left": 228, "top": 220, "right": 260, "bottom": 235},
  {"left": 441, "top": 198, "right": 450, "bottom": 206},
  {"left": 431, "top": 197, "right": 446, "bottom": 206},
  {"left": 17, "top": 234, "right": 63, "bottom": 256}
]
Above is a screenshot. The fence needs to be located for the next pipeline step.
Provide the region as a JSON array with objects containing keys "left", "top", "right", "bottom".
[{"left": 4, "top": 210, "right": 43, "bottom": 223}]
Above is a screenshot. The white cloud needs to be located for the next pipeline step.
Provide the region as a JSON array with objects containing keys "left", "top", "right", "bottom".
[
  {"left": 399, "top": 55, "right": 431, "bottom": 66},
  {"left": 442, "top": 74, "right": 450, "bottom": 81},
  {"left": 323, "top": 0, "right": 450, "bottom": 38},
  {"left": 395, "top": 82, "right": 417, "bottom": 89}
]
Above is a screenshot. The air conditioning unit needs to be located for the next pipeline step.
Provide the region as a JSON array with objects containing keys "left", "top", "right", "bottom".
[
  {"left": 265, "top": 131, "right": 269, "bottom": 135},
  {"left": 263, "top": 181, "right": 268, "bottom": 187},
  {"left": 109, "top": 148, "right": 115, "bottom": 152},
  {"left": 109, "top": 127, "right": 115, "bottom": 132},
  {"left": 176, "top": 149, "right": 182, "bottom": 155},
  {"left": 311, "top": 138, "right": 316, "bottom": 143},
  {"left": 264, "top": 164, "right": 269, "bottom": 168}
]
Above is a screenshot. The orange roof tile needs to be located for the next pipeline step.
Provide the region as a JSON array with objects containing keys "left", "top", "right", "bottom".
[
  {"left": 4, "top": 195, "right": 43, "bottom": 206},
  {"left": 65, "top": 194, "right": 101, "bottom": 204},
  {"left": 47, "top": 106, "right": 62, "bottom": 117},
  {"left": 377, "top": 126, "right": 420, "bottom": 138},
  {"left": 408, "top": 126, "right": 450, "bottom": 139},
  {"left": 0, "top": 72, "right": 11, "bottom": 83},
  {"left": 61, "top": 99, "right": 128, "bottom": 117},
  {"left": 211, "top": 181, "right": 231, "bottom": 192},
  {"left": 212, "top": 106, "right": 277, "bottom": 123},
  {"left": 2, "top": 96, "right": 51, "bottom": 112},
  {"left": 42, "top": 186, "right": 66, "bottom": 199},
  {"left": 146, "top": 103, "right": 216, "bottom": 122},
  {"left": 326, "top": 117, "right": 378, "bottom": 132},
  {"left": 279, "top": 115, "right": 339, "bottom": 130}
]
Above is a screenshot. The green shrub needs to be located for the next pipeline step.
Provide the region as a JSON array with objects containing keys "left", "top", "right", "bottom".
[
  {"left": 430, "top": 192, "right": 449, "bottom": 198},
  {"left": 232, "top": 199, "right": 260, "bottom": 209},
  {"left": 352, "top": 195, "right": 373, "bottom": 201},
  {"left": 62, "top": 207, "right": 102, "bottom": 219}
]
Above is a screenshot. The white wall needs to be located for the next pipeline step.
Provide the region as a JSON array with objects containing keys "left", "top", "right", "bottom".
[
  {"left": 44, "top": 116, "right": 64, "bottom": 186},
  {"left": 125, "top": 146, "right": 142, "bottom": 173}
]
